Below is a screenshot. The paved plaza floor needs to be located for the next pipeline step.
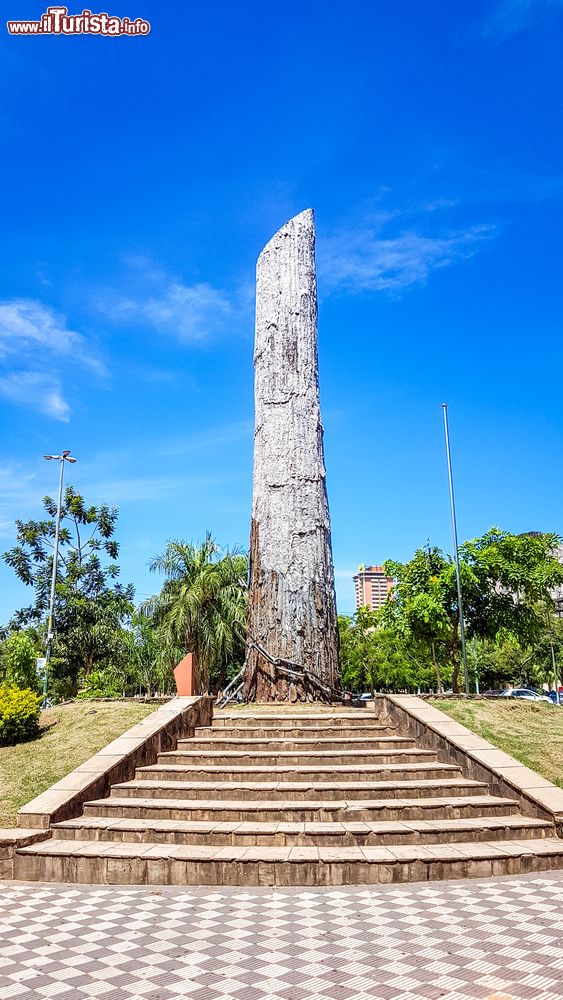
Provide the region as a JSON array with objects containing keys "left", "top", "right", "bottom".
[{"left": 1, "top": 872, "right": 563, "bottom": 1000}]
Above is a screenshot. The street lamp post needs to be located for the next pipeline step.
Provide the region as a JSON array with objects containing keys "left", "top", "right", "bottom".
[
  {"left": 442, "top": 404, "right": 470, "bottom": 696},
  {"left": 548, "top": 631, "right": 560, "bottom": 706},
  {"left": 43, "top": 450, "right": 77, "bottom": 702}
]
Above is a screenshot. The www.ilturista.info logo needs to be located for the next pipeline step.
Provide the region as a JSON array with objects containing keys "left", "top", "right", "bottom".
[{"left": 7, "top": 6, "right": 150, "bottom": 35}]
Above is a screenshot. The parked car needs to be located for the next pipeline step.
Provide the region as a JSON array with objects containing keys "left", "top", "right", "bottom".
[{"left": 500, "top": 688, "right": 552, "bottom": 703}]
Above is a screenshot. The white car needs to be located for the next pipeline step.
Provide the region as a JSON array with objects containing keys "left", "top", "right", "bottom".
[{"left": 500, "top": 688, "right": 552, "bottom": 703}]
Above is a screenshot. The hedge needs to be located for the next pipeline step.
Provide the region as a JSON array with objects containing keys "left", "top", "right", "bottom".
[{"left": 0, "top": 684, "right": 41, "bottom": 745}]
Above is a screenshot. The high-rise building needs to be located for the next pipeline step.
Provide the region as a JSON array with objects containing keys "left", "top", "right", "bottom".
[{"left": 353, "top": 565, "right": 394, "bottom": 611}]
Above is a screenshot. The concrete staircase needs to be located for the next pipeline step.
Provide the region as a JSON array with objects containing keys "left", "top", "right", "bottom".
[{"left": 14, "top": 708, "right": 563, "bottom": 885}]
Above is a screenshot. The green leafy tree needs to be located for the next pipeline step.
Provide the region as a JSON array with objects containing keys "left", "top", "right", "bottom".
[
  {"left": 338, "top": 614, "right": 357, "bottom": 687},
  {"left": 338, "top": 609, "right": 375, "bottom": 693},
  {"left": 119, "top": 614, "right": 175, "bottom": 697},
  {"left": 338, "top": 609, "right": 440, "bottom": 694},
  {"left": 459, "top": 529, "right": 563, "bottom": 644},
  {"left": 3, "top": 486, "right": 134, "bottom": 695},
  {"left": 384, "top": 530, "right": 563, "bottom": 692},
  {"left": 55, "top": 588, "right": 134, "bottom": 690},
  {"left": 469, "top": 636, "right": 535, "bottom": 691},
  {"left": 1, "top": 632, "right": 40, "bottom": 692},
  {"left": 142, "top": 534, "right": 248, "bottom": 693},
  {"left": 527, "top": 616, "right": 563, "bottom": 691},
  {"left": 76, "top": 668, "right": 122, "bottom": 700},
  {"left": 381, "top": 545, "right": 453, "bottom": 691}
]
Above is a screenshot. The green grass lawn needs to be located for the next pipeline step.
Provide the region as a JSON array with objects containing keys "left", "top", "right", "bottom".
[
  {"left": 0, "top": 700, "right": 157, "bottom": 828},
  {"left": 429, "top": 699, "right": 563, "bottom": 789}
]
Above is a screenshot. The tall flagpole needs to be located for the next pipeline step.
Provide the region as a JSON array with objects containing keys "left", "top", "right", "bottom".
[{"left": 442, "top": 404, "right": 470, "bottom": 695}]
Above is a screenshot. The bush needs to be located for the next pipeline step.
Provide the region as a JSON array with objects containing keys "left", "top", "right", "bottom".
[
  {"left": 76, "top": 669, "right": 121, "bottom": 700},
  {"left": 1, "top": 632, "right": 40, "bottom": 692},
  {"left": 0, "top": 684, "right": 41, "bottom": 744}
]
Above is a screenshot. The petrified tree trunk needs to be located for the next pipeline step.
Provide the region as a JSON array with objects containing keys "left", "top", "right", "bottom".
[{"left": 244, "top": 209, "right": 340, "bottom": 702}]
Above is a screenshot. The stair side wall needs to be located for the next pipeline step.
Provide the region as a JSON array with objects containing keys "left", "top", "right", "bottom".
[
  {"left": 376, "top": 694, "right": 563, "bottom": 831},
  {"left": 16, "top": 696, "right": 213, "bottom": 831}
]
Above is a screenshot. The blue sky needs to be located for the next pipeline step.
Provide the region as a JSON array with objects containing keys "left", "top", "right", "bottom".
[{"left": 1, "top": 0, "right": 563, "bottom": 619}]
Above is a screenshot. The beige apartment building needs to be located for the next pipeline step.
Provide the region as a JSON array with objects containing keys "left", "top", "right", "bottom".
[{"left": 353, "top": 565, "right": 395, "bottom": 611}]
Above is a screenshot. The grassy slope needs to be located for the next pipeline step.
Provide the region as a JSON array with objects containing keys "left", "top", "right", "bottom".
[
  {"left": 0, "top": 700, "right": 156, "bottom": 828},
  {"left": 429, "top": 699, "right": 563, "bottom": 789}
]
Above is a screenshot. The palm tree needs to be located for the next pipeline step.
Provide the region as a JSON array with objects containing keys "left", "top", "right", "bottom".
[{"left": 142, "top": 533, "right": 248, "bottom": 693}]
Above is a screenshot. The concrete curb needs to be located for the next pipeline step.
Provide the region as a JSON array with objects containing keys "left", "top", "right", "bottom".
[{"left": 0, "top": 829, "right": 51, "bottom": 879}]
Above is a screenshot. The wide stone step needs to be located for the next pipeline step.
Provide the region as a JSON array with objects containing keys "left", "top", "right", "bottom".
[
  {"left": 137, "top": 762, "right": 462, "bottom": 783},
  {"left": 177, "top": 738, "right": 434, "bottom": 753},
  {"left": 110, "top": 776, "right": 482, "bottom": 803},
  {"left": 198, "top": 726, "right": 396, "bottom": 740},
  {"left": 15, "top": 836, "right": 563, "bottom": 886},
  {"left": 160, "top": 749, "right": 425, "bottom": 766},
  {"left": 84, "top": 792, "right": 515, "bottom": 823},
  {"left": 211, "top": 713, "right": 383, "bottom": 729},
  {"left": 52, "top": 813, "right": 553, "bottom": 848},
  {"left": 161, "top": 747, "right": 433, "bottom": 767}
]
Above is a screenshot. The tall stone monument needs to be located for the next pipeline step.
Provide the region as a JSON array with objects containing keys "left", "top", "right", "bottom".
[{"left": 244, "top": 209, "right": 340, "bottom": 701}]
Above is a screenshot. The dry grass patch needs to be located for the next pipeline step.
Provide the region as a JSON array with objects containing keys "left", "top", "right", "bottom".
[
  {"left": 429, "top": 699, "right": 563, "bottom": 788},
  {"left": 0, "top": 700, "right": 157, "bottom": 827}
]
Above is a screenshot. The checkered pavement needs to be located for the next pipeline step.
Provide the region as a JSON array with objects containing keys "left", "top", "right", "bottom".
[{"left": 1, "top": 872, "right": 563, "bottom": 1000}]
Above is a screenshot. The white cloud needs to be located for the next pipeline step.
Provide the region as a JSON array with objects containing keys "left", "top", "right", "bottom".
[
  {"left": 0, "top": 298, "right": 103, "bottom": 373},
  {"left": 0, "top": 371, "right": 70, "bottom": 421},
  {"left": 97, "top": 253, "right": 256, "bottom": 344},
  {"left": 144, "top": 283, "right": 232, "bottom": 342},
  {"left": 0, "top": 298, "right": 106, "bottom": 421},
  {"left": 318, "top": 221, "right": 496, "bottom": 296},
  {"left": 484, "top": 0, "right": 563, "bottom": 38},
  {"left": 0, "top": 464, "right": 41, "bottom": 539},
  {"left": 158, "top": 420, "right": 253, "bottom": 457},
  {"left": 103, "top": 262, "right": 235, "bottom": 343},
  {"left": 87, "top": 472, "right": 241, "bottom": 503}
]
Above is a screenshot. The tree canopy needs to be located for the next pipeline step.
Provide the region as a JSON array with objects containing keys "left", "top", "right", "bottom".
[
  {"left": 378, "top": 528, "right": 563, "bottom": 692},
  {"left": 2, "top": 486, "right": 134, "bottom": 696},
  {"left": 3, "top": 492, "right": 562, "bottom": 704},
  {"left": 142, "top": 533, "right": 248, "bottom": 694}
]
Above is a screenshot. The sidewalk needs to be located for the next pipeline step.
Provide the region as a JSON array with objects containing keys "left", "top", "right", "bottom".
[{"left": 1, "top": 872, "right": 562, "bottom": 999}]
